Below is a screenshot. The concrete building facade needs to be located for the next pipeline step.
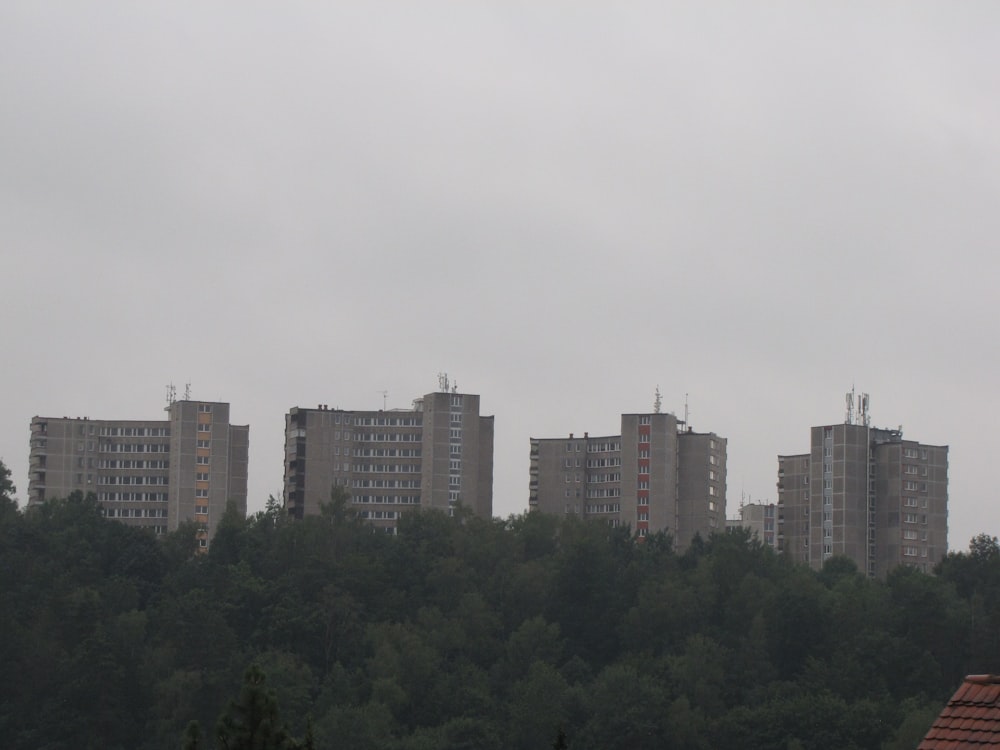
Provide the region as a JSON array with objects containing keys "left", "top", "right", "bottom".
[
  {"left": 728, "top": 502, "right": 779, "bottom": 550},
  {"left": 777, "top": 410, "right": 948, "bottom": 577},
  {"left": 27, "top": 400, "right": 249, "bottom": 544},
  {"left": 529, "top": 411, "right": 726, "bottom": 550},
  {"left": 283, "top": 390, "right": 494, "bottom": 530}
]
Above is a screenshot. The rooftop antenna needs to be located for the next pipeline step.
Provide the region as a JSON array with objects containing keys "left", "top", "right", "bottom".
[
  {"left": 859, "top": 392, "right": 871, "bottom": 427},
  {"left": 165, "top": 383, "right": 176, "bottom": 410},
  {"left": 452, "top": 380, "right": 458, "bottom": 394},
  {"left": 184, "top": 382, "right": 191, "bottom": 401},
  {"left": 438, "top": 372, "right": 449, "bottom": 393},
  {"left": 684, "top": 393, "right": 690, "bottom": 427},
  {"left": 845, "top": 386, "right": 856, "bottom": 424},
  {"left": 653, "top": 386, "right": 662, "bottom": 414},
  {"left": 377, "top": 390, "right": 388, "bottom": 410}
]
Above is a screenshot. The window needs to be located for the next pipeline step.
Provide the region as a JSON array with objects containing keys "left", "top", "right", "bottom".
[
  {"left": 196, "top": 456, "right": 209, "bottom": 465},
  {"left": 197, "top": 439, "right": 210, "bottom": 449},
  {"left": 198, "top": 404, "right": 212, "bottom": 413},
  {"left": 196, "top": 472, "right": 209, "bottom": 481},
  {"left": 639, "top": 416, "right": 650, "bottom": 425},
  {"left": 196, "top": 489, "right": 209, "bottom": 498},
  {"left": 709, "top": 486, "right": 716, "bottom": 496},
  {"left": 195, "top": 505, "right": 208, "bottom": 515},
  {"left": 708, "top": 501, "right": 716, "bottom": 512},
  {"left": 197, "top": 424, "right": 211, "bottom": 433}
]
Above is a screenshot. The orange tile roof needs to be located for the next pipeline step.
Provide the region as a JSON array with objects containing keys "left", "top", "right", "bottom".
[{"left": 920, "top": 675, "right": 1000, "bottom": 748}]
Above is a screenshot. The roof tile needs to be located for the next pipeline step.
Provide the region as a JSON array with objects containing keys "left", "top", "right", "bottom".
[{"left": 920, "top": 675, "right": 1000, "bottom": 749}]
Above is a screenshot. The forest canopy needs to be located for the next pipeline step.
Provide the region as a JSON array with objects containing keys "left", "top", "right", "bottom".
[{"left": 0, "top": 470, "right": 995, "bottom": 750}]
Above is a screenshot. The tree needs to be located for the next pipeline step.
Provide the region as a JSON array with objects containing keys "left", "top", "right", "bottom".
[
  {"left": 215, "top": 665, "right": 293, "bottom": 750},
  {"left": 0, "top": 457, "right": 15, "bottom": 506},
  {"left": 182, "top": 720, "right": 204, "bottom": 750}
]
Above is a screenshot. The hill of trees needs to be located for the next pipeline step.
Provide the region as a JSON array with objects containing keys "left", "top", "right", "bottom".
[{"left": 1, "top": 459, "right": 997, "bottom": 749}]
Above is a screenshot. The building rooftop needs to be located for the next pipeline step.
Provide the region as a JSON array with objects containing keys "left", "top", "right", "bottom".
[{"left": 920, "top": 674, "right": 1000, "bottom": 748}]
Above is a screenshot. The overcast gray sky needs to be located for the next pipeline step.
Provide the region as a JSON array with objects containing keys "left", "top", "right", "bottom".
[{"left": 3, "top": 2, "right": 998, "bottom": 550}]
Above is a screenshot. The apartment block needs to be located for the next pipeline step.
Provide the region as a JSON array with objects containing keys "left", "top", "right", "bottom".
[
  {"left": 728, "top": 502, "right": 778, "bottom": 550},
  {"left": 283, "top": 390, "right": 494, "bottom": 530},
  {"left": 529, "top": 410, "right": 726, "bottom": 550},
  {"left": 27, "top": 400, "right": 249, "bottom": 544},
  {"left": 777, "top": 396, "right": 948, "bottom": 576}
]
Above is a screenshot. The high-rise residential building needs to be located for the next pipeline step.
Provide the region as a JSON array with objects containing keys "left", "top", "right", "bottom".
[
  {"left": 777, "top": 393, "right": 948, "bottom": 577},
  {"left": 283, "top": 389, "right": 494, "bottom": 530},
  {"left": 529, "top": 410, "right": 726, "bottom": 550},
  {"left": 27, "top": 400, "right": 249, "bottom": 545},
  {"left": 728, "top": 501, "right": 778, "bottom": 550}
]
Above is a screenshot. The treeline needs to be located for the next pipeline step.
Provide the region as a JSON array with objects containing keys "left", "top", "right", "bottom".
[{"left": 1, "top": 472, "right": 999, "bottom": 749}]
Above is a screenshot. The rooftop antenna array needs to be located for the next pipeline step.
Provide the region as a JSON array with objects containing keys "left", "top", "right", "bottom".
[
  {"left": 184, "top": 382, "right": 191, "bottom": 401},
  {"left": 438, "top": 372, "right": 450, "bottom": 393},
  {"left": 684, "top": 393, "right": 690, "bottom": 428},
  {"left": 653, "top": 385, "right": 662, "bottom": 414},
  {"left": 377, "top": 390, "right": 388, "bottom": 410},
  {"left": 845, "top": 386, "right": 871, "bottom": 427},
  {"left": 165, "top": 383, "right": 177, "bottom": 409}
]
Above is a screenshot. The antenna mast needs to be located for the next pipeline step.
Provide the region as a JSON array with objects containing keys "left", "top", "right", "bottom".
[
  {"left": 653, "top": 386, "right": 662, "bottom": 414},
  {"left": 377, "top": 390, "right": 388, "bottom": 410}
]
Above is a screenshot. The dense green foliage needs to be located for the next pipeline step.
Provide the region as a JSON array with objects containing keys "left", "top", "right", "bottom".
[{"left": 0, "top": 465, "right": 996, "bottom": 749}]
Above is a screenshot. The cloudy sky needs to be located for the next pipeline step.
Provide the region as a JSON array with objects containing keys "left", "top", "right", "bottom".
[{"left": 2, "top": 2, "right": 998, "bottom": 550}]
